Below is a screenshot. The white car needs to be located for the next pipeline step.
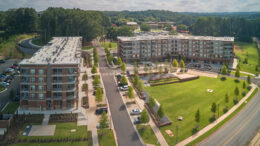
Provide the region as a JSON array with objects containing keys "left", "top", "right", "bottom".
[
  {"left": 130, "top": 109, "right": 142, "bottom": 115},
  {"left": 120, "top": 85, "right": 128, "bottom": 91}
]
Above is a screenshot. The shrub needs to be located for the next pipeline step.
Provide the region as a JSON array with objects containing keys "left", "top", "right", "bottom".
[
  {"left": 223, "top": 106, "right": 229, "bottom": 113},
  {"left": 247, "top": 85, "right": 252, "bottom": 90},
  {"left": 233, "top": 98, "right": 239, "bottom": 105},
  {"left": 242, "top": 91, "right": 246, "bottom": 96},
  {"left": 209, "top": 114, "right": 216, "bottom": 122},
  {"left": 91, "top": 65, "right": 97, "bottom": 74},
  {"left": 140, "top": 110, "right": 150, "bottom": 123}
]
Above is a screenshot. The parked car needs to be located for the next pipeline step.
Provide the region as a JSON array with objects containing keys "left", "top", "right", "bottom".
[
  {"left": 1, "top": 82, "right": 9, "bottom": 87},
  {"left": 134, "top": 117, "right": 141, "bottom": 124},
  {"left": 116, "top": 74, "right": 122, "bottom": 82},
  {"left": 6, "top": 68, "right": 14, "bottom": 73},
  {"left": 130, "top": 109, "right": 142, "bottom": 115},
  {"left": 120, "top": 85, "right": 128, "bottom": 91},
  {"left": 0, "top": 60, "right": 5, "bottom": 63},
  {"left": 95, "top": 107, "right": 108, "bottom": 115}
]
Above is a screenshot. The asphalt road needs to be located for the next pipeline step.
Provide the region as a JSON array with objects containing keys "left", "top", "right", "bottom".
[
  {"left": 199, "top": 79, "right": 260, "bottom": 146},
  {"left": 93, "top": 40, "right": 143, "bottom": 146}
]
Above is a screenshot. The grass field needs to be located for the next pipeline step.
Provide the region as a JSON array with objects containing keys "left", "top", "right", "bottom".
[
  {"left": 0, "top": 34, "right": 37, "bottom": 58},
  {"left": 1, "top": 102, "right": 19, "bottom": 114},
  {"left": 10, "top": 142, "right": 92, "bottom": 146},
  {"left": 100, "top": 42, "right": 117, "bottom": 50},
  {"left": 234, "top": 42, "right": 259, "bottom": 74},
  {"left": 145, "top": 76, "right": 249, "bottom": 145},
  {"left": 137, "top": 125, "right": 160, "bottom": 145},
  {"left": 98, "top": 129, "right": 116, "bottom": 146},
  {"left": 19, "top": 122, "right": 88, "bottom": 141}
]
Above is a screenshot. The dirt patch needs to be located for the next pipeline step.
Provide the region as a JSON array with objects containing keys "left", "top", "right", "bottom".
[{"left": 234, "top": 45, "right": 243, "bottom": 54}]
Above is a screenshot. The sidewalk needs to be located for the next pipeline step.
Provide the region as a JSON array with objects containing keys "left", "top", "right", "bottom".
[
  {"left": 125, "top": 75, "right": 169, "bottom": 146},
  {"left": 176, "top": 84, "right": 258, "bottom": 146}
]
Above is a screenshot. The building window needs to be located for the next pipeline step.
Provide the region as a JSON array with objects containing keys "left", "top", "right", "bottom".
[
  {"left": 21, "top": 69, "right": 29, "bottom": 75},
  {"left": 31, "top": 93, "right": 35, "bottom": 99},
  {"left": 39, "top": 93, "right": 44, "bottom": 100},
  {"left": 66, "top": 68, "right": 76, "bottom": 74},
  {"left": 38, "top": 77, "right": 44, "bottom": 83},
  {"left": 30, "top": 77, "right": 35, "bottom": 82},
  {"left": 38, "top": 69, "right": 44, "bottom": 75},
  {"left": 30, "top": 69, "right": 35, "bottom": 75},
  {"left": 30, "top": 85, "right": 35, "bottom": 91},
  {"left": 38, "top": 85, "right": 43, "bottom": 91}
]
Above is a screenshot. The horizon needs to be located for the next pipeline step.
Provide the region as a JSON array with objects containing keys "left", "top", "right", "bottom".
[{"left": 0, "top": 0, "right": 260, "bottom": 12}]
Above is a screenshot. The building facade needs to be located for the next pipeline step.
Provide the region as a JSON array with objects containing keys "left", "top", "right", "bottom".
[
  {"left": 19, "top": 37, "right": 82, "bottom": 110},
  {"left": 118, "top": 35, "right": 234, "bottom": 65}
]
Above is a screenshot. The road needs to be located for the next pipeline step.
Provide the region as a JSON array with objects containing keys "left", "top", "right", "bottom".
[
  {"left": 199, "top": 79, "right": 260, "bottom": 146},
  {"left": 93, "top": 40, "right": 143, "bottom": 146}
]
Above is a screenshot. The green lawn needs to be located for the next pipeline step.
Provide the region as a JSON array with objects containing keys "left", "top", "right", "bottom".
[
  {"left": 82, "top": 46, "right": 94, "bottom": 50},
  {"left": 137, "top": 125, "right": 160, "bottom": 145},
  {"left": 31, "top": 38, "right": 44, "bottom": 46},
  {"left": 230, "top": 71, "right": 254, "bottom": 78},
  {"left": 145, "top": 76, "right": 249, "bottom": 145},
  {"left": 10, "top": 142, "right": 91, "bottom": 146},
  {"left": 98, "top": 129, "right": 116, "bottom": 146},
  {"left": 0, "top": 84, "right": 5, "bottom": 92},
  {"left": 1, "top": 102, "right": 19, "bottom": 114},
  {"left": 235, "top": 42, "right": 259, "bottom": 74},
  {"left": 100, "top": 42, "right": 117, "bottom": 50},
  {"left": 19, "top": 122, "right": 88, "bottom": 141}
]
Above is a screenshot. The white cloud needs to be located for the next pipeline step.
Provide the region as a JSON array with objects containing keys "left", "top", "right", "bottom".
[{"left": 0, "top": 0, "right": 259, "bottom": 12}]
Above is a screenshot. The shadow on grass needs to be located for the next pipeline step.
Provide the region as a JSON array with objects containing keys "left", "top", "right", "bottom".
[
  {"left": 220, "top": 77, "right": 226, "bottom": 81},
  {"left": 234, "top": 79, "right": 240, "bottom": 83}
]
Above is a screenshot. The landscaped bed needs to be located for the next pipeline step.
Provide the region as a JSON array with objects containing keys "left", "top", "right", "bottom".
[
  {"left": 149, "top": 77, "right": 179, "bottom": 86},
  {"left": 145, "top": 76, "right": 250, "bottom": 145},
  {"left": 100, "top": 42, "right": 117, "bottom": 50},
  {"left": 1, "top": 102, "right": 19, "bottom": 114},
  {"left": 136, "top": 125, "right": 159, "bottom": 145},
  {"left": 98, "top": 129, "right": 116, "bottom": 146}
]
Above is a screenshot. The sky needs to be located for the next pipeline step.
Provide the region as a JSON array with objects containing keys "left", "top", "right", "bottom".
[{"left": 0, "top": 0, "right": 259, "bottom": 12}]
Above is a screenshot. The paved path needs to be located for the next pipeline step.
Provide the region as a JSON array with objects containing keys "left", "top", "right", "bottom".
[
  {"left": 93, "top": 40, "right": 143, "bottom": 146},
  {"left": 42, "top": 114, "right": 50, "bottom": 125},
  {"left": 249, "top": 130, "right": 260, "bottom": 146},
  {"left": 176, "top": 84, "right": 257, "bottom": 146}
]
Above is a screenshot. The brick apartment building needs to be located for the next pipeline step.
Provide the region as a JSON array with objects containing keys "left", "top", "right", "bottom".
[
  {"left": 19, "top": 37, "right": 82, "bottom": 110},
  {"left": 118, "top": 35, "right": 234, "bottom": 65}
]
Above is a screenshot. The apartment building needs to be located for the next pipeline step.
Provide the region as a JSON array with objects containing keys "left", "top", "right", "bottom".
[
  {"left": 19, "top": 37, "right": 82, "bottom": 110},
  {"left": 118, "top": 35, "right": 234, "bottom": 65}
]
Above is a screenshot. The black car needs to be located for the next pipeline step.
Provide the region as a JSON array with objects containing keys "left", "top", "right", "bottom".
[
  {"left": 95, "top": 108, "right": 108, "bottom": 115},
  {"left": 116, "top": 74, "right": 122, "bottom": 82},
  {"left": 0, "top": 60, "right": 5, "bottom": 63}
]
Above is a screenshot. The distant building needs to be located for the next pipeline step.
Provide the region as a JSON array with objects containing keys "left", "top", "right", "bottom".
[
  {"left": 126, "top": 22, "right": 138, "bottom": 27},
  {"left": 118, "top": 35, "right": 234, "bottom": 65},
  {"left": 19, "top": 37, "right": 82, "bottom": 110},
  {"left": 145, "top": 22, "right": 175, "bottom": 29}
]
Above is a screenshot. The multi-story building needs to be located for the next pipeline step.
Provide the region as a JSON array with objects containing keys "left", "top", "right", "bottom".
[
  {"left": 118, "top": 35, "right": 234, "bottom": 65},
  {"left": 19, "top": 37, "right": 82, "bottom": 110}
]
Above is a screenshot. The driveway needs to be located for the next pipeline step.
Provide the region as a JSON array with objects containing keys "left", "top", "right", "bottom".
[
  {"left": 199, "top": 79, "right": 260, "bottom": 146},
  {"left": 93, "top": 40, "right": 143, "bottom": 146}
]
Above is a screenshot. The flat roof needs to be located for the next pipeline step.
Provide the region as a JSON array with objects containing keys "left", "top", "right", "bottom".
[
  {"left": 118, "top": 35, "right": 234, "bottom": 42},
  {"left": 20, "top": 37, "right": 82, "bottom": 65}
]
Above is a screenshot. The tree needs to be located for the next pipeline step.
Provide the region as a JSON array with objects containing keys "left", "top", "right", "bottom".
[
  {"left": 211, "top": 102, "right": 217, "bottom": 113},
  {"left": 235, "top": 68, "right": 240, "bottom": 78},
  {"left": 140, "top": 110, "right": 150, "bottom": 123},
  {"left": 247, "top": 75, "right": 251, "bottom": 84},
  {"left": 117, "top": 57, "right": 122, "bottom": 66},
  {"left": 157, "top": 105, "right": 164, "bottom": 118},
  {"left": 177, "top": 24, "right": 188, "bottom": 31},
  {"left": 96, "top": 87, "right": 103, "bottom": 102},
  {"left": 140, "top": 23, "right": 151, "bottom": 32},
  {"left": 109, "top": 43, "right": 112, "bottom": 48},
  {"left": 225, "top": 94, "right": 229, "bottom": 103},
  {"left": 148, "top": 97, "right": 156, "bottom": 107},
  {"left": 243, "top": 81, "right": 246, "bottom": 89},
  {"left": 127, "top": 86, "right": 135, "bottom": 99},
  {"left": 221, "top": 65, "right": 228, "bottom": 75},
  {"left": 180, "top": 59, "right": 185, "bottom": 69},
  {"left": 91, "top": 65, "right": 97, "bottom": 74},
  {"left": 136, "top": 80, "right": 144, "bottom": 92},
  {"left": 172, "top": 59, "right": 178, "bottom": 68},
  {"left": 93, "top": 75, "right": 100, "bottom": 86},
  {"left": 235, "top": 87, "right": 239, "bottom": 97},
  {"left": 133, "top": 74, "right": 140, "bottom": 86},
  {"left": 100, "top": 111, "right": 108, "bottom": 135},
  {"left": 120, "top": 76, "right": 128, "bottom": 85},
  {"left": 134, "top": 62, "right": 138, "bottom": 74},
  {"left": 121, "top": 62, "right": 126, "bottom": 72},
  {"left": 195, "top": 108, "right": 200, "bottom": 123},
  {"left": 144, "top": 64, "right": 148, "bottom": 73}
]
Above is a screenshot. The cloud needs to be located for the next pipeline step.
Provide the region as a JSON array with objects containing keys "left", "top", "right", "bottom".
[{"left": 0, "top": 0, "right": 259, "bottom": 12}]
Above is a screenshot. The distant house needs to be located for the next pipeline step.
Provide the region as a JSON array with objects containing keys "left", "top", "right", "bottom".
[
  {"left": 112, "top": 23, "right": 117, "bottom": 27},
  {"left": 126, "top": 22, "right": 138, "bottom": 27},
  {"left": 145, "top": 21, "right": 175, "bottom": 29}
]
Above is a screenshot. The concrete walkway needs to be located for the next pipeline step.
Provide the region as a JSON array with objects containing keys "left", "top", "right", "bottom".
[
  {"left": 250, "top": 130, "right": 260, "bottom": 146},
  {"left": 125, "top": 76, "right": 169, "bottom": 146},
  {"left": 42, "top": 114, "right": 50, "bottom": 125},
  {"left": 176, "top": 84, "right": 258, "bottom": 146}
]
